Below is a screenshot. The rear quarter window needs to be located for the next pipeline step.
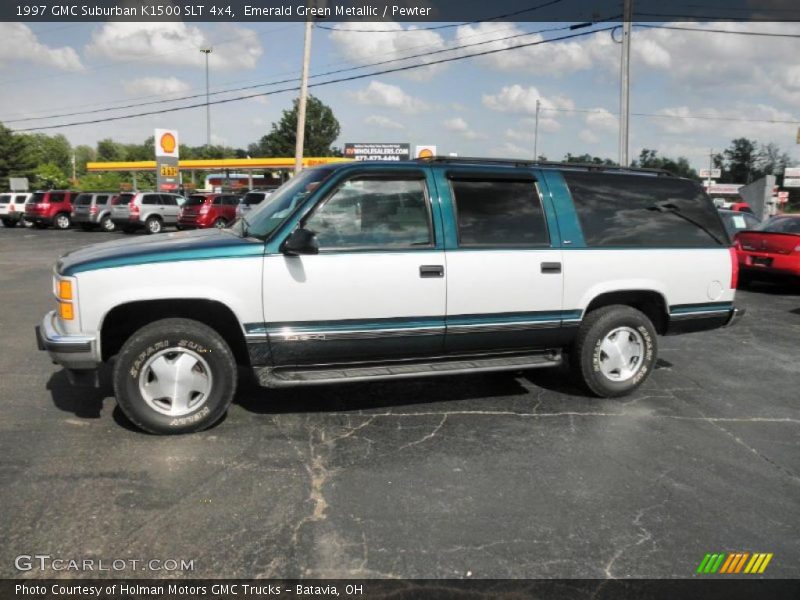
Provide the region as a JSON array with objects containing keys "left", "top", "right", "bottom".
[{"left": 563, "top": 172, "right": 728, "bottom": 247}]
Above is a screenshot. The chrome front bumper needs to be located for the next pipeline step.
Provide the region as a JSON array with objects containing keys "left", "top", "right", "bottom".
[{"left": 36, "top": 311, "right": 100, "bottom": 370}]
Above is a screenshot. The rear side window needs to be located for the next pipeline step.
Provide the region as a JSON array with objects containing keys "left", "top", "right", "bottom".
[
  {"left": 50, "top": 192, "right": 65, "bottom": 203},
  {"left": 564, "top": 172, "right": 728, "bottom": 247},
  {"left": 160, "top": 194, "right": 178, "bottom": 206},
  {"left": 95, "top": 194, "right": 109, "bottom": 205},
  {"left": 115, "top": 193, "right": 134, "bottom": 206},
  {"left": 0, "top": 195, "right": 10, "bottom": 204},
  {"left": 451, "top": 178, "right": 549, "bottom": 247},
  {"left": 242, "top": 192, "right": 266, "bottom": 206},
  {"left": 185, "top": 195, "right": 206, "bottom": 207},
  {"left": 142, "top": 194, "right": 160, "bottom": 205},
  {"left": 75, "top": 194, "right": 92, "bottom": 205},
  {"left": 15, "top": 195, "right": 28, "bottom": 203}
]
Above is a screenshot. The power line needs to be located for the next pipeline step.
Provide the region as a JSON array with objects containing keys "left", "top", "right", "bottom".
[
  {"left": 316, "top": 0, "right": 565, "bottom": 32},
  {"left": 541, "top": 106, "right": 800, "bottom": 125},
  {"left": 637, "top": 23, "right": 800, "bottom": 38},
  {"left": 13, "top": 26, "right": 616, "bottom": 132},
  {"left": 5, "top": 22, "right": 583, "bottom": 124}
]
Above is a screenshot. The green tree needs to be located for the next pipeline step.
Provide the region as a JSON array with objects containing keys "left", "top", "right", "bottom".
[
  {"left": 722, "top": 138, "right": 759, "bottom": 184},
  {"left": 756, "top": 142, "right": 793, "bottom": 183},
  {"left": 34, "top": 162, "right": 69, "bottom": 189},
  {"left": 96, "top": 138, "right": 128, "bottom": 162},
  {"left": 0, "top": 123, "right": 34, "bottom": 190},
  {"left": 563, "top": 153, "right": 617, "bottom": 166},
  {"left": 78, "top": 172, "right": 122, "bottom": 191},
  {"left": 252, "top": 95, "right": 341, "bottom": 157},
  {"left": 18, "top": 133, "right": 72, "bottom": 175},
  {"left": 74, "top": 145, "right": 96, "bottom": 177},
  {"left": 631, "top": 148, "right": 698, "bottom": 179}
]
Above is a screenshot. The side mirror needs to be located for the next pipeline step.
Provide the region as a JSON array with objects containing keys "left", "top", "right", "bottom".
[{"left": 281, "top": 227, "right": 319, "bottom": 256}]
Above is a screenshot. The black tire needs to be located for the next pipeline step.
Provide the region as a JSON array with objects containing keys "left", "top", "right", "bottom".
[
  {"left": 213, "top": 218, "right": 227, "bottom": 229},
  {"left": 1, "top": 219, "right": 14, "bottom": 228},
  {"left": 145, "top": 216, "right": 162, "bottom": 234},
  {"left": 113, "top": 318, "right": 238, "bottom": 435},
  {"left": 22, "top": 218, "right": 34, "bottom": 228},
  {"left": 100, "top": 216, "right": 116, "bottom": 232},
  {"left": 572, "top": 305, "right": 657, "bottom": 398},
  {"left": 53, "top": 212, "right": 71, "bottom": 230},
  {"left": 80, "top": 224, "right": 95, "bottom": 231}
]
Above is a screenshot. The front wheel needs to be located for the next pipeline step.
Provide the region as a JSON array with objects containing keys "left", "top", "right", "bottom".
[
  {"left": 113, "top": 318, "right": 238, "bottom": 434},
  {"left": 145, "top": 216, "right": 162, "bottom": 234},
  {"left": 572, "top": 305, "right": 657, "bottom": 398}
]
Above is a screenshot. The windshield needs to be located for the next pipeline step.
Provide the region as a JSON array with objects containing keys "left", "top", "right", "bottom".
[
  {"left": 241, "top": 168, "right": 334, "bottom": 238},
  {"left": 185, "top": 195, "right": 208, "bottom": 207},
  {"left": 758, "top": 216, "right": 800, "bottom": 234}
]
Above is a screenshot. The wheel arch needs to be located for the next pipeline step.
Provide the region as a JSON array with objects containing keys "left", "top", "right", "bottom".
[
  {"left": 100, "top": 298, "right": 249, "bottom": 365},
  {"left": 583, "top": 289, "right": 670, "bottom": 335}
]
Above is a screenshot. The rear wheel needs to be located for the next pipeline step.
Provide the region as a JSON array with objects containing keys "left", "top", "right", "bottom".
[
  {"left": 572, "top": 305, "right": 657, "bottom": 398},
  {"left": 22, "top": 218, "right": 33, "bottom": 228},
  {"left": 113, "top": 318, "right": 237, "bottom": 434},
  {"left": 1, "top": 218, "right": 14, "bottom": 228},
  {"left": 145, "top": 216, "right": 163, "bottom": 234},
  {"left": 54, "top": 213, "right": 71, "bottom": 230},
  {"left": 100, "top": 216, "right": 115, "bottom": 232},
  {"left": 213, "top": 218, "right": 227, "bottom": 229}
]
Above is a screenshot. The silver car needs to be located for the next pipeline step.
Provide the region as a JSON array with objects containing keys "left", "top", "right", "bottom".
[
  {"left": 111, "top": 192, "right": 185, "bottom": 234},
  {"left": 72, "top": 192, "right": 116, "bottom": 232},
  {"left": 236, "top": 189, "right": 274, "bottom": 219}
]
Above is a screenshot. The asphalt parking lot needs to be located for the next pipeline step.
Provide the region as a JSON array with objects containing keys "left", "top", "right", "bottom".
[{"left": 0, "top": 227, "right": 798, "bottom": 580}]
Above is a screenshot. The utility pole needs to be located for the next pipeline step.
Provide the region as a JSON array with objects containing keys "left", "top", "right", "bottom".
[
  {"left": 707, "top": 148, "right": 714, "bottom": 188},
  {"left": 294, "top": 21, "right": 313, "bottom": 174},
  {"left": 71, "top": 152, "right": 76, "bottom": 183},
  {"left": 200, "top": 47, "right": 213, "bottom": 150},
  {"left": 618, "top": 0, "right": 633, "bottom": 167},
  {"left": 533, "top": 99, "right": 540, "bottom": 161}
]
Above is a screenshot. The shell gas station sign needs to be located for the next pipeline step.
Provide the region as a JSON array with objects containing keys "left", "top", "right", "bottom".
[{"left": 154, "top": 128, "right": 179, "bottom": 191}]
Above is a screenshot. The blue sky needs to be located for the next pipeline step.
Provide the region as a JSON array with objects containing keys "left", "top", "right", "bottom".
[{"left": 1, "top": 20, "right": 799, "bottom": 170}]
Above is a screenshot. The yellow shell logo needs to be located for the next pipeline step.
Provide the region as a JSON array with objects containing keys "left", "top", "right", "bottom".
[
  {"left": 160, "top": 132, "right": 177, "bottom": 154},
  {"left": 418, "top": 148, "right": 434, "bottom": 159}
]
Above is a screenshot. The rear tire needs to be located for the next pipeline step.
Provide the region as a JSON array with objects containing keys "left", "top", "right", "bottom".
[
  {"left": 113, "top": 318, "right": 238, "bottom": 435},
  {"left": 54, "top": 213, "right": 71, "bottom": 230},
  {"left": 213, "top": 218, "right": 228, "bottom": 229},
  {"left": 572, "top": 305, "right": 657, "bottom": 398},
  {"left": 100, "top": 216, "right": 115, "bottom": 232},
  {"left": 1, "top": 219, "right": 14, "bottom": 228},
  {"left": 145, "top": 216, "right": 163, "bottom": 234}
]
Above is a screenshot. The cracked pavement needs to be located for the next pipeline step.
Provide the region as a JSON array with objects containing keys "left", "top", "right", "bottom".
[{"left": 1, "top": 229, "right": 798, "bottom": 579}]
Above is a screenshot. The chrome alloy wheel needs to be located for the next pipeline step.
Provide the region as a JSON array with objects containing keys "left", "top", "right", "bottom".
[
  {"left": 596, "top": 326, "right": 645, "bottom": 382},
  {"left": 138, "top": 348, "right": 213, "bottom": 416}
]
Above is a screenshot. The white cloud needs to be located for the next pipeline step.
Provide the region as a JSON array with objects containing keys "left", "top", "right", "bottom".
[
  {"left": 444, "top": 117, "right": 482, "bottom": 139},
  {"left": 349, "top": 81, "right": 429, "bottom": 114},
  {"left": 653, "top": 103, "right": 797, "bottom": 140},
  {"left": 122, "top": 76, "right": 190, "bottom": 96},
  {"left": 579, "top": 129, "right": 599, "bottom": 144},
  {"left": 586, "top": 108, "right": 618, "bottom": 132},
  {"left": 490, "top": 141, "right": 529, "bottom": 158},
  {"left": 483, "top": 85, "right": 574, "bottom": 133},
  {"left": 0, "top": 23, "right": 82, "bottom": 71},
  {"left": 364, "top": 115, "right": 405, "bottom": 130},
  {"left": 85, "top": 22, "right": 263, "bottom": 69},
  {"left": 328, "top": 22, "right": 447, "bottom": 81}
]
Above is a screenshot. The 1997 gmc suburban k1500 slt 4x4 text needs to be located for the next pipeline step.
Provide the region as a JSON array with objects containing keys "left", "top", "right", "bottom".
[{"left": 36, "top": 158, "right": 743, "bottom": 434}]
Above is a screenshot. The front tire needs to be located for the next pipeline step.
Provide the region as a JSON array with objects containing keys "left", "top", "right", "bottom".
[
  {"left": 113, "top": 318, "right": 238, "bottom": 434},
  {"left": 145, "top": 216, "right": 163, "bottom": 234},
  {"left": 572, "top": 305, "right": 657, "bottom": 398}
]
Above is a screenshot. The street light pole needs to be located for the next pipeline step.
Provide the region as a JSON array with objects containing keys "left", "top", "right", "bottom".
[
  {"left": 618, "top": 0, "right": 632, "bottom": 167},
  {"left": 294, "top": 21, "right": 313, "bottom": 174},
  {"left": 200, "top": 47, "right": 213, "bottom": 150}
]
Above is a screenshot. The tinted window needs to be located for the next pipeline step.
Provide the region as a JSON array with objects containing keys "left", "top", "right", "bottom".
[
  {"left": 95, "top": 194, "right": 109, "bottom": 205},
  {"left": 242, "top": 192, "right": 266, "bottom": 206},
  {"left": 223, "top": 196, "right": 239, "bottom": 206},
  {"left": 212, "top": 196, "right": 223, "bottom": 205},
  {"left": 49, "top": 192, "right": 65, "bottom": 203},
  {"left": 30, "top": 192, "right": 46, "bottom": 203},
  {"left": 564, "top": 172, "right": 727, "bottom": 247},
  {"left": 451, "top": 179, "right": 548, "bottom": 247},
  {"left": 142, "top": 194, "right": 160, "bottom": 205},
  {"left": 719, "top": 211, "right": 759, "bottom": 236},
  {"left": 160, "top": 194, "right": 178, "bottom": 206},
  {"left": 15, "top": 195, "right": 28, "bottom": 204},
  {"left": 115, "top": 193, "right": 135, "bottom": 206},
  {"left": 0, "top": 195, "right": 10, "bottom": 204},
  {"left": 185, "top": 195, "right": 206, "bottom": 207},
  {"left": 759, "top": 216, "right": 800, "bottom": 234},
  {"left": 75, "top": 194, "right": 92, "bottom": 206},
  {"left": 306, "top": 177, "right": 432, "bottom": 249}
]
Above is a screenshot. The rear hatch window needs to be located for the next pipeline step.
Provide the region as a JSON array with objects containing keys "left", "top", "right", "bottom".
[
  {"left": 184, "top": 195, "right": 207, "bottom": 207},
  {"left": 30, "top": 192, "right": 47, "bottom": 203},
  {"left": 114, "top": 193, "right": 135, "bottom": 206},
  {"left": 242, "top": 192, "right": 266, "bottom": 206}
]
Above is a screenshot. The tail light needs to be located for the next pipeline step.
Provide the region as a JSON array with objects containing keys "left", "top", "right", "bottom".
[
  {"left": 129, "top": 203, "right": 140, "bottom": 216},
  {"left": 89, "top": 205, "right": 98, "bottom": 215},
  {"left": 729, "top": 246, "right": 739, "bottom": 289},
  {"left": 199, "top": 205, "right": 210, "bottom": 214}
]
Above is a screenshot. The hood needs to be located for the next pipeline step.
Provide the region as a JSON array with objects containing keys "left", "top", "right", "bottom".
[{"left": 57, "top": 228, "right": 264, "bottom": 276}]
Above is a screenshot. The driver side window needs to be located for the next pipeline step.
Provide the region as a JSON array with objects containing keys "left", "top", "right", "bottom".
[{"left": 305, "top": 176, "right": 432, "bottom": 250}]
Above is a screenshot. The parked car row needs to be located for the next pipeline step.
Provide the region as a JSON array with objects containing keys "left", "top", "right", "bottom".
[{"left": 0, "top": 188, "right": 276, "bottom": 233}]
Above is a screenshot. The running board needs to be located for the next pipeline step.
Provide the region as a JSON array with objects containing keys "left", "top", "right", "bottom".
[{"left": 256, "top": 350, "right": 562, "bottom": 388}]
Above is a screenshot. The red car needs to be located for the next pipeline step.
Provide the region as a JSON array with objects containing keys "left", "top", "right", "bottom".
[
  {"left": 25, "top": 190, "right": 80, "bottom": 229},
  {"left": 177, "top": 193, "right": 240, "bottom": 229},
  {"left": 734, "top": 214, "right": 800, "bottom": 282}
]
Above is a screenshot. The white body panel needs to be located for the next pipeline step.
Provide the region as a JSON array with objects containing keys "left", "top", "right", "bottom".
[
  {"left": 563, "top": 248, "right": 735, "bottom": 310},
  {"left": 261, "top": 252, "right": 446, "bottom": 322},
  {"left": 445, "top": 250, "right": 563, "bottom": 315}
]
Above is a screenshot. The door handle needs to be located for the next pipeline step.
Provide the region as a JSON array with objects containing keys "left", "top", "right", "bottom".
[
  {"left": 541, "top": 262, "right": 562, "bottom": 274},
  {"left": 419, "top": 265, "right": 444, "bottom": 278}
]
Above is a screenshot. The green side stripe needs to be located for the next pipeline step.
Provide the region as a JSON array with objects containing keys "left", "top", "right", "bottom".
[
  {"left": 697, "top": 554, "right": 712, "bottom": 573},
  {"left": 710, "top": 553, "right": 726, "bottom": 573},
  {"left": 704, "top": 554, "right": 718, "bottom": 573}
]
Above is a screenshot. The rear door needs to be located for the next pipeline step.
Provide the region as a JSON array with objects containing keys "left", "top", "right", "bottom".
[
  {"left": 436, "top": 168, "right": 565, "bottom": 353},
  {"left": 160, "top": 194, "right": 180, "bottom": 223}
]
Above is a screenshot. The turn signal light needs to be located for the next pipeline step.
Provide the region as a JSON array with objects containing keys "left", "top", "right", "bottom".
[
  {"left": 59, "top": 302, "right": 74, "bottom": 320},
  {"left": 58, "top": 280, "right": 73, "bottom": 300}
]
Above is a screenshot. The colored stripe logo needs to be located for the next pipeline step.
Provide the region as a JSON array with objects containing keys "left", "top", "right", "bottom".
[{"left": 696, "top": 552, "right": 773, "bottom": 574}]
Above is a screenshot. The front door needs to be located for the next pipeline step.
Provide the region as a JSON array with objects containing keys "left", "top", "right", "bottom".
[
  {"left": 262, "top": 169, "right": 446, "bottom": 366},
  {"left": 435, "top": 169, "right": 565, "bottom": 353}
]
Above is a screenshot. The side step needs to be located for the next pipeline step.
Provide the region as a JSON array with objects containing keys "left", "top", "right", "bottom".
[{"left": 257, "top": 350, "right": 562, "bottom": 388}]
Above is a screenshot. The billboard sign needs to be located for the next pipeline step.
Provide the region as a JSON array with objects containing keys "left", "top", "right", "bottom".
[
  {"left": 704, "top": 183, "right": 743, "bottom": 195},
  {"left": 343, "top": 143, "right": 410, "bottom": 161},
  {"left": 699, "top": 168, "right": 721, "bottom": 179},
  {"left": 783, "top": 167, "right": 800, "bottom": 178},
  {"left": 155, "top": 128, "right": 180, "bottom": 191},
  {"left": 783, "top": 178, "right": 800, "bottom": 188}
]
